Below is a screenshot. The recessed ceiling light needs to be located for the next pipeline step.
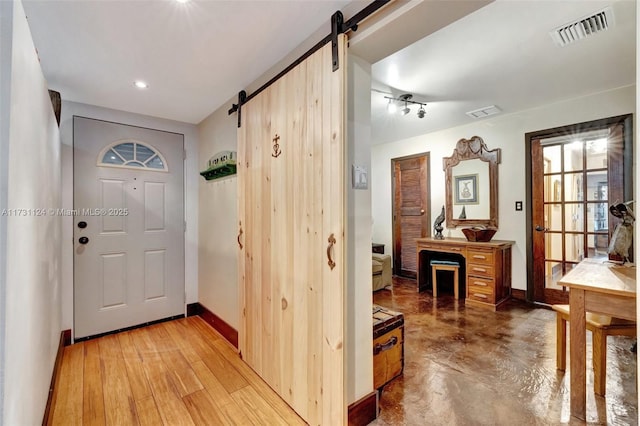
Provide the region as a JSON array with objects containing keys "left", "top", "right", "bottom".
[
  {"left": 175, "top": 0, "right": 189, "bottom": 3},
  {"left": 134, "top": 80, "right": 148, "bottom": 89}
]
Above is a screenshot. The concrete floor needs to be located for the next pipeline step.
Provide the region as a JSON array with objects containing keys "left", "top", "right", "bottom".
[{"left": 372, "top": 276, "right": 637, "bottom": 425}]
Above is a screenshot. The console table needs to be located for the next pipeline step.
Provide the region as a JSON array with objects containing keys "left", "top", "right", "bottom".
[{"left": 416, "top": 237, "right": 515, "bottom": 310}]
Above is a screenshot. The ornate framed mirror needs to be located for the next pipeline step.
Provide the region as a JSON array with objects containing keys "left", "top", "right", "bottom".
[{"left": 443, "top": 136, "right": 500, "bottom": 228}]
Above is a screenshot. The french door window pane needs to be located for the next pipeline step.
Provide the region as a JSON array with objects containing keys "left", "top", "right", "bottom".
[{"left": 563, "top": 141, "right": 583, "bottom": 172}]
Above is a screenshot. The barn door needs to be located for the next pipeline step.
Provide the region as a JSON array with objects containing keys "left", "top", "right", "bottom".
[{"left": 237, "top": 35, "right": 346, "bottom": 425}]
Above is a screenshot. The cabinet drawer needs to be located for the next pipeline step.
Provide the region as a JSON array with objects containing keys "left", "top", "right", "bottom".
[
  {"left": 467, "top": 288, "right": 496, "bottom": 303},
  {"left": 468, "top": 276, "right": 495, "bottom": 293},
  {"left": 468, "top": 263, "right": 494, "bottom": 277},
  {"left": 467, "top": 249, "right": 494, "bottom": 265}
]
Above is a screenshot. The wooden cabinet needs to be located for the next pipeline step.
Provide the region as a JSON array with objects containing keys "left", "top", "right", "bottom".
[{"left": 416, "top": 237, "right": 514, "bottom": 310}]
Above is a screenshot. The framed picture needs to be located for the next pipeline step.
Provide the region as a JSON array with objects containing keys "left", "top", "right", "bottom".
[{"left": 454, "top": 174, "right": 478, "bottom": 204}]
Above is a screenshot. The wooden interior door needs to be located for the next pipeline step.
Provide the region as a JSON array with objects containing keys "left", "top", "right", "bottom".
[
  {"left": 392, "top": 153, "right": 430, "bottom": 278},
  {"left": 237, "top": 35, "right": 346, "bottom": 425},
  {"left": 530, "top": 116, "right": 629, "bottom": 305}
]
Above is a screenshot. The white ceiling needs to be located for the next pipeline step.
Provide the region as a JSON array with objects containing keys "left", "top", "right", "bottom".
[
  {"left": 369, "top": 0, "right": 636, "bottom": 144},
  {"left": 22, "top": 0, "right": 354, "bottom": 124},
  {"left": 21, "top": 0, "right": 636, "bottom": 141}
]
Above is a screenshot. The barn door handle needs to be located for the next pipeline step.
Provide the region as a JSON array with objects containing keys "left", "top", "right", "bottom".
[
  {"left": 327, "top": 233, "right": 336, "bottom": 270},
  {"left": 373, "top": 336, "right": 398, "bottom": 355},
  {"left": 237, "top": 225, "right": 243, "bottom": 250}
]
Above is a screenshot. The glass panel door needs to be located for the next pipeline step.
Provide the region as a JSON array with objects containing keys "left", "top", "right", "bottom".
[{"left": 540, "top": 135, "right": 609, "bottom": 291}]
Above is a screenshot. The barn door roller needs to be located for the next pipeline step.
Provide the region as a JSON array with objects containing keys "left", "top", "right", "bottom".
[{"left": 229, "top": 0, "right": 391, "bottom": 127}]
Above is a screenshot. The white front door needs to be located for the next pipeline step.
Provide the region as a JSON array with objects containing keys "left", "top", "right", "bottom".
[{"left": 73, "top": 116, "right": 184, "bottom": 339}]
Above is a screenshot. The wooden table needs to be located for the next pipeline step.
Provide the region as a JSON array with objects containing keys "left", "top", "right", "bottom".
[
  {"left": 416, "top": 237, "right": 514, "bottom": 310},
  {"left": 559, "top": 259, "right": 637, "bottom": 420}
]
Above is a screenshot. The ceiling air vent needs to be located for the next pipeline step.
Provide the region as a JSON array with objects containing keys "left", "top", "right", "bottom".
[
  {"left": 550, "top": 7, "right": 615, "bottom": 47},
  {"left": 466, "top": 105, "right": 501, "bottom": 119}
]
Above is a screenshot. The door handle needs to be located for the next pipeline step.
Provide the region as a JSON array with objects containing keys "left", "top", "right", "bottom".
[
  {"left": 535, "top": 225, "right": 548, "bottom": 232},
  {"left": 420, "top": 209, "right": 425, "bottom": 215},
  {"left": 326, "top": 233, "right": 336, "bottom": 270},
  {"left": 237, "top": 224, "right": 243, "bottom": 250},
  {"left": 78, "top": 236, "right": 89, "bottom": 245}
]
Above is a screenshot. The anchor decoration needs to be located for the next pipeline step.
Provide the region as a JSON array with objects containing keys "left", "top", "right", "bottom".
[{"left": 272, "top": 134, "right": 282, "bottom": 158}]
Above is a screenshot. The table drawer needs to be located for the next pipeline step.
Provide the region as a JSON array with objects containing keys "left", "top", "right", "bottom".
[
  {"left": 468, "top": 276, "right": 495, "bottom": 292},
  {"left": 418, "top": 243, "right": 465, "bottom": 255},
  {"left": 467, "top": 249, "right": 494, "bottom": 265},
  {"left": 468, "top": 263, "right": 494, "bottom": 278},
  {"left": 468, "top": 286, "right": 495, "bottom": 303}
]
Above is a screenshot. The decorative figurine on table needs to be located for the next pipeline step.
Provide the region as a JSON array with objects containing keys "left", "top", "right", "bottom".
[
  {"left": 433, "top": 205, "right": 445, "bottom": 240},
  {"left": 608, "top": 200, "right": 635, "bottom": 264}
]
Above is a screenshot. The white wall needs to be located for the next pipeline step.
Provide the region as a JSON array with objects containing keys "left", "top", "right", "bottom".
[
  {"left": 0, "top": 1, "right": 13, "bottom": 420},
  {"left": 372, "top": 85, "right": 635, "bottom": 291},
  {"left": 346, "top": 54, "right": 374, "bottom": 403},
  {"left": 197, "top": 104, "right": 238, "bottom": 328},
  {"left": 2, "top": 1, "right": 62, "bottom": 424},
  {"left": 59, "top": 101, "right": 199, "bottom": 335}
]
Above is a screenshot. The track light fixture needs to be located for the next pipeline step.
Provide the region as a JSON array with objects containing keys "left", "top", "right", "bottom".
[{"left": 384, "top": 93, "right": 426, "bottom": 119}]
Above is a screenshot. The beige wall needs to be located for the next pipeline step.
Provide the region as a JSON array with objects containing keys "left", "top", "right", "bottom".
[
  {"left": 2, "top": 1, "right": 62, "bottom": 423},
  {"left": 372, "top": 85, "right": 635, "bottom": 291}
]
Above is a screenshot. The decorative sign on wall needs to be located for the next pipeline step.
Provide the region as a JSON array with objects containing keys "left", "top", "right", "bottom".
[{"left": 200, "top": 150, "right": 237, "bottom": 180}]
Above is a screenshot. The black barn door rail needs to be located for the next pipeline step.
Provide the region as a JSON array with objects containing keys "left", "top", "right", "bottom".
[{"left": 228, "top": 0, "right": 390, "bottom": 128}]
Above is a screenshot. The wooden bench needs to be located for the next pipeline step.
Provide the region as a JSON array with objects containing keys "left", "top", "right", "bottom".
[
  {"left": 430, "top": 260, "right": 460, "bottom": 299},
  {"left": 552, "top": 304, "right": 636, "bottom": 396}
]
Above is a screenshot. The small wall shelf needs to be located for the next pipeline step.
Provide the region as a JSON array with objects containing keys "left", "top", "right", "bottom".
[{"left": 200, "top": 151, "right": 237, "bottom": 180}]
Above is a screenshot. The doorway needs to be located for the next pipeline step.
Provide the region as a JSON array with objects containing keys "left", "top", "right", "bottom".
[
  {"left": 73, "top": 117, "right": 185, "bottom": 339},
  {"left": 527, "top": 115, "right": 632, "bottom": 305},
  {"left": 392, "top": 153, "right": 430, "bottom": 278}
]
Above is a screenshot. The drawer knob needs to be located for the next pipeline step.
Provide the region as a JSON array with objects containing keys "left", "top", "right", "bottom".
[
  {"left": 473, "top": 281, "right": 488, "bottom": 286},
  {"left": 473, "top": 267, "right": 487, "bottom": 273},
  {"left": 373, "top": 336, "right": 398, "bottom": 355},
  {"left": 473, "top": 293, "right": 488, "bottom": 299},
  {"left": 472, "top": 255, "right": 486, "bottom": 260}
]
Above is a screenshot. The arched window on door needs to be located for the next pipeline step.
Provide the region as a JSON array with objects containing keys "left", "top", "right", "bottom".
[{"left": 98, "top": 140, "right": 168, "bottom": 172}]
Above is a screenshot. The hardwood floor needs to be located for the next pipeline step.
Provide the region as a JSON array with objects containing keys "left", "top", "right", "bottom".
[
  {"left": 50, "top": 316, "right": 306, "bottom": 425},
  {"left": 51, "top": 279, "right": 638, "bottom": 425},
  {"left": 372, "top": 276, "right": 638, "bottom": 425}
]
